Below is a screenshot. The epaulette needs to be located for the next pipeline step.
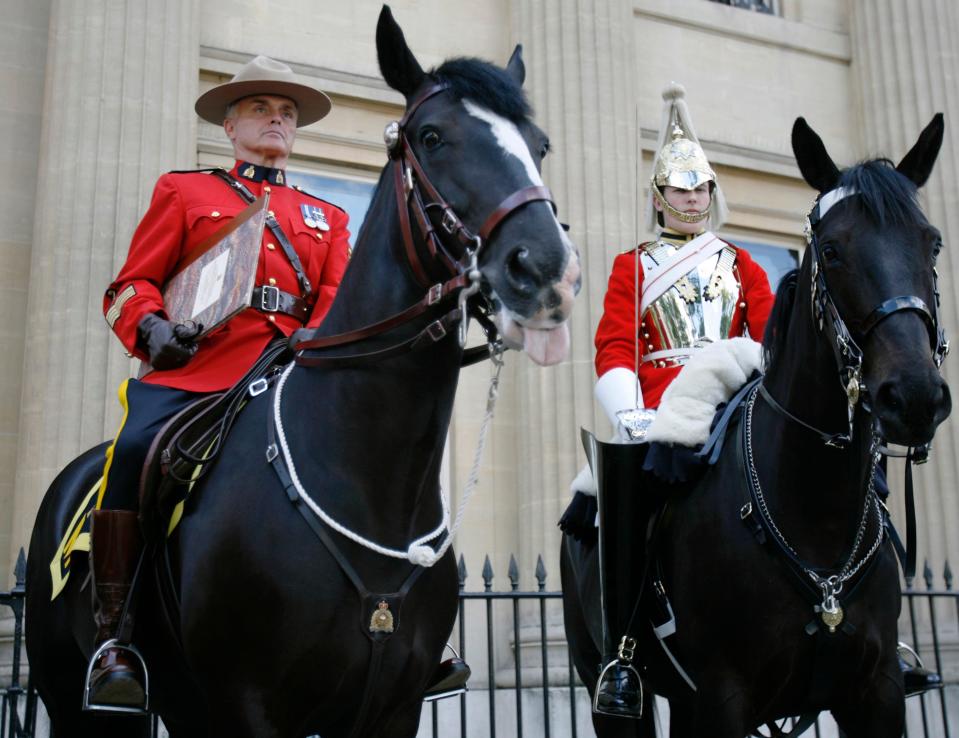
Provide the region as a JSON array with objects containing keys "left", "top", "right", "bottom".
[
  {"left": 619, "top": 241, "right": 653, "bottom": 255},
  {"left": 166, "top": 167, "right": 224, "bottom": 175},
  {"left": 291, "top": 184, "right": 346, "bottom": 215}
]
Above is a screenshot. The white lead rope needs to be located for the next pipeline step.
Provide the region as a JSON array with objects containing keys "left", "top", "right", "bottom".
[{"left": 271, "top": 350, "right": 503, "bottom": 567}]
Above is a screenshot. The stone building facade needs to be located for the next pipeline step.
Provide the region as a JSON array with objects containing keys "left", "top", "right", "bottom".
[{"left": 2, "top": 0, "right": 957, "bottom": 728}]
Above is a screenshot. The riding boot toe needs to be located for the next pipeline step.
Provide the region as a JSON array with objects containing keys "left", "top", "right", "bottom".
[
  {"left": 901, "top": 657, "right": 943, "bottom": 698},
  {"left": 89, "top": 647, "right": 146, "bottom": 708},
  {"left": 423, "top": 657, "right": 471, "bottom": 701},
  {"left": 594, "top": 663, "right": 643, "bottom": 718}
]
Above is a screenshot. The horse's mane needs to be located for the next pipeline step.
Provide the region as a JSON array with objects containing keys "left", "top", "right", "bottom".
[
  {"left": 430, "top": 57, "right": 532, "bottom": 124},
  {"left": 836, "top": 158, "right": 926, "bottom": 228},
  {"left": 761, "top": 269, "right": 799, "bottom": 370}
]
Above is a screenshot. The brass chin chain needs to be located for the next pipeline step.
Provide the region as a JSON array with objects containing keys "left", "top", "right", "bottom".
[{"left": 651, "top": 186, "right": 710, "bottom": 224}]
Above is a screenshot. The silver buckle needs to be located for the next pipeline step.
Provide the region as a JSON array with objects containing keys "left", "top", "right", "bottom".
[
  {"left": 441, "top": 209, "right": 458, "bottom": 235},
  {"left": 428, "top": 284, "right": 443, "bottom": 305},
  {"left": 266, "top": 444, "right": 279, "bottom": 462},
  {"left": 260, "top": 285, "right": 281, "bottom": 312},
  {"left": 426, "top": 320, "right": 447, "bottom": 342},
  {"left": 248, "top": 378, "right": 269, "bottom": 397}
]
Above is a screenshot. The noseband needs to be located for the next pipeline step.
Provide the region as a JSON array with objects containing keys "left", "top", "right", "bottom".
[
  {"left": 760, "top": 186, "right": 949, "bottom": 448},
  {"left": 295, "top": 82, "right": 557, "bottom": 367}
]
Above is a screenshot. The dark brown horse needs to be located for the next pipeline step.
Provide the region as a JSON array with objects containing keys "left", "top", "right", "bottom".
[
  {"left": 25, "top": 7, "right": 579, "bottom": 737},
  {"left": 561, "top": 114, "right": 949, "bottom": 737}
]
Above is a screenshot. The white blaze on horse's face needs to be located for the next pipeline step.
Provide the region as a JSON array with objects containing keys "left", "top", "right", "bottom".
[{"left": 464, "top": 100, "right": 580, "bottom": 367}]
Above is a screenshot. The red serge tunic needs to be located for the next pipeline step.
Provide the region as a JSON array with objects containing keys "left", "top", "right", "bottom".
[
  {"left": 594, "top": 235, "right": 775, "bottom": 409},
  {"left": 103, "top": 163, "right": 351, "bottom": 393}
]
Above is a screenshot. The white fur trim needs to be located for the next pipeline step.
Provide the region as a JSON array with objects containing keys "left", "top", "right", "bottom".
[
  {"left": 595, "top": 367, "right": 644, "bottom": 429},
  {"left": 569, "top": 462, "right": 598, "bottom": 497},
  {"left": 646, "top": 338, "right": 762, "bottom": 446}
]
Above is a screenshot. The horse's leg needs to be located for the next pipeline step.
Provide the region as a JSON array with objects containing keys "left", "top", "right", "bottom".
[
  {"left": 831, "top": 667, "right": 905, "bottom": 738},
  {"left": 668, "top": 691, "right": 748, "bottom": 738},
  {"left": 376, "top": 702, "right": 425, "bottom": 738}
]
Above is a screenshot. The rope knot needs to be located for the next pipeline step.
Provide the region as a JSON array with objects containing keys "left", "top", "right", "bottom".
[{"left": 408, "top": 544, "right": 438, "bottom": 567}]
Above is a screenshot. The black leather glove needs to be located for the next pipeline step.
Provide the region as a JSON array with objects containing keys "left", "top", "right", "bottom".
[
  {"left": 288, "top": 327, "right": 314, "bottom": 351},
  {"left": 138, "top": 314, "right": 203, "bottom": 371}
]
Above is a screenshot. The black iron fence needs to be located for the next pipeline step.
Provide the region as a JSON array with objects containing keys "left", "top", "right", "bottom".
[{"left": 2, "top": 551, "right": 956, "bottom": 738}]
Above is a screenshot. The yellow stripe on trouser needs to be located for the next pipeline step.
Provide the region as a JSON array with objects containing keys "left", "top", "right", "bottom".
[
  {"left": 49, "top": 379, "right": 132, "bottom": 600},
  {"left": 97, "top": 378, "right": 133, "bottom": 508}
]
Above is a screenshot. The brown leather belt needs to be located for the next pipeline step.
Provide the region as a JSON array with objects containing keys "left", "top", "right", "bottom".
[{"left": 252, "top": 285, "right": 308, "bottom": 322}]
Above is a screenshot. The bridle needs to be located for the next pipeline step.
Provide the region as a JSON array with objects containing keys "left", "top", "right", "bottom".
[
  {"left": 294, "top": 81, "right": 557, "bottom": 367},
  {"left": 748, "top": 184, "right": 950, "bottom": 595},
  {"left": 759, "top": 185, "right": 949, "bottom": 449}
]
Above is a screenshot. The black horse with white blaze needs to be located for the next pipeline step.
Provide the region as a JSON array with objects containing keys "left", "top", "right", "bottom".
[
  {"left": 26, "top": 7, "right": 579, "bottom": 737},
  {"left": 561, "top": 115, "right": 949, "bottom": 737}
]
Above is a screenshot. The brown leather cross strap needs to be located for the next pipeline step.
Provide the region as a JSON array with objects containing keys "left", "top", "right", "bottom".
[
  {"left": 210, "top": 169, "right": 313, "bottom": 300},
  {"left": 293, "top": 274, "right": 469, "bottom": 354}
]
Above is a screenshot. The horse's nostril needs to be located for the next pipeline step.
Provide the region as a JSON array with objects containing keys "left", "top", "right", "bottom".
[
  {"left": 505, "top": 247, "right": 540, "bottom": 293},
  {"left": 876, "top": 383, "right": 902, "bottom": 412}
]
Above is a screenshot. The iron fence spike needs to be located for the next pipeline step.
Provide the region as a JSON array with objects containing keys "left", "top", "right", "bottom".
[
  {"left": 14, "top": 548, "right": 26, "bottom": 585},
  {"left": 508, "top": 554, "right": 519, "bottom": 589},
  {"left": 923, "top": 559, "right": 934, "bottom": 589},
  {"left": 457, "top": 554, "right": 467, "bottom": 587},
  {"left": 482, "top": 555, "right": 494, "bottom": 590},
  {"left": 944, "top": 559, "right": 953, "bottom": 590},
  {"left": 535, "top": 554, "right": 547, "bottom": 589}
]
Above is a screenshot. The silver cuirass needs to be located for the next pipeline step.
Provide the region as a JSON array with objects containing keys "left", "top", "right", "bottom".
[{"left": 641, "top": 240, "right": 740, "bottom": 363}]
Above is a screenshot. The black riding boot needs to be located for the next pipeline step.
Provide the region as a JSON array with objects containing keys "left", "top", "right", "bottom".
[
  {"left": 85, "top": 509, "right": 147, "bottom": 711},
  {"left": 586, "top": 430, "right": 656, "bottom": 719},
  {"left": 423, "top": 649, "right": 471, "bottom": 701},
  {"left": 899, "top": 643, "right": 944, "bottom": 698}
]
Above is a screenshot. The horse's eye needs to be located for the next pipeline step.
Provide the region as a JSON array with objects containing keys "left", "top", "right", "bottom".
[
  {"left": 540, "top": 139, "right": 552, "bottom": 159},
  {"left": 820, "top": 243, "right": 841, "bottom": 264},
  {"left": 420, "top": 129, "right": 442, "bottom": 151}
]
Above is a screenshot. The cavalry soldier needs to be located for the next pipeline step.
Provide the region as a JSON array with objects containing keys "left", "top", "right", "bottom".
[
  {"left": 589, "top": 82, "right": 774, "bottom": 718},
  {"left": 87, "top": 55, "right": 352, "bottom": 710}
]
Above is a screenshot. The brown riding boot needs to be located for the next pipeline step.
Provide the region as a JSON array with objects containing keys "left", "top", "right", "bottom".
[{"left": 85, "top": 509, "right": 147, "bottom": 710}]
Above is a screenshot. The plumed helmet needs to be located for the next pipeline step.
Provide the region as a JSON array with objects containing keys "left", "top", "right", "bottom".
[{"left": 645, "top": 82, "right": 729, "bottom": 232}]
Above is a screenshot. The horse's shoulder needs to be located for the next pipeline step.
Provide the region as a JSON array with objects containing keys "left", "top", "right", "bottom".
[{"left": 290, "top": 185, "right": 347, "bottom": 215}]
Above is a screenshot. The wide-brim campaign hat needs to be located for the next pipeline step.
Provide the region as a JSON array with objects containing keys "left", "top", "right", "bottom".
[{"left": 195, "top": 55, "right": 332, "bottom": 127}]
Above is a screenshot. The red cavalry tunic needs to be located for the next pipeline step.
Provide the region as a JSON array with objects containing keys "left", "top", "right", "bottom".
[
  {"left": 594, "top": 235, "right": 774, "bottom": 409},
  {"left": 103, "top": 163, "right": 350, "bottom": 392}
]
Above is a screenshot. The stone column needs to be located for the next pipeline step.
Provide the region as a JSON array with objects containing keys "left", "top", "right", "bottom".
[
  {"left": 850, "top": 0, "right": 959, "bottom": 576},
  {"left": 511, "top": 0, "right": 637, "bottom": 580},
  {"left": 496, "top": 0, "right": 637, "bottom": 686},
  {"left": 9, "top": 0, "right": 200, "bottom": 575}
]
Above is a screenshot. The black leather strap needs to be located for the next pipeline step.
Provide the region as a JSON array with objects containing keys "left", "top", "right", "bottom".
[
  {"left": 210, "top": 169, "right": 313, "bottom": 300},
  {"left": 251, "top": 286, "right": 308, "bottom": 321}
]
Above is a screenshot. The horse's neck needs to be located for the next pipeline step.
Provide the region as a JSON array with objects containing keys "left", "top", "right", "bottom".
[
  {"left": 755, "top": 281, "right": 877, "bottom": 565},
  {"left": 279, "top": 163, "right": 464, "bottom": 540}
]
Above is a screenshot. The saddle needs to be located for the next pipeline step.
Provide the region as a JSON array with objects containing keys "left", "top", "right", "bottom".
[{"left": 137, "top": 340, "right": 290, "bottom": 539}]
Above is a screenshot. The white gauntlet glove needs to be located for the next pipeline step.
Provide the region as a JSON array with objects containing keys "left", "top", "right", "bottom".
[{"left": 595, "top": 367, "right": 655, "bottom": 443}]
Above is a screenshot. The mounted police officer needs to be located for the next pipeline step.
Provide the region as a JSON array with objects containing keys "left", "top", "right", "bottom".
[
  {"left": 588, "top": 82, "right": 774, "bottom": 718},
  {"left": 86, "top": 55, "right": 352, "bottom": 711}
]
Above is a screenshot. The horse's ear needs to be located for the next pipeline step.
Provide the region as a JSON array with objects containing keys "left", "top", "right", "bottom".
[
  {"left": 792, "top": 117, "right": 841, "bottom": 193},
  {"left": 376, "top": 5, "right": 426, "bottom": 99},
  {"left": 896, "top": 113, "right": 944, "bottom": 188},
  {"left": 506, "top": 45, "right": 526, "bottom": 86}
]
